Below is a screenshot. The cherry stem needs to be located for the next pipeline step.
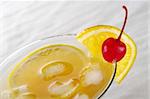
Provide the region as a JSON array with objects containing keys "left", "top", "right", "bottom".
[{"left": 117, "top": 5, "right": 128, "bottom": 41}]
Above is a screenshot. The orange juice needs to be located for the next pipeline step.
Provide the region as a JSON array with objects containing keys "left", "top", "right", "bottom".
[{"left": 6, "top": 44, "right": 113, "bottom": 99}]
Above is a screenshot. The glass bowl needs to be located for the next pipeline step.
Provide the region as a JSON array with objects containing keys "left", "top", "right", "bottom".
[{"left": 0, "top": 34, "right": 117, "bottom": 99}]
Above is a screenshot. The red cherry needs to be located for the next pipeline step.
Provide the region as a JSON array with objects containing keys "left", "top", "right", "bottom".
[
  {"left": 102, "top": 5, "right": 128, "bottom": 63},
  {"left": 102, "top": 38, "right": 126, "bottom": 62}
]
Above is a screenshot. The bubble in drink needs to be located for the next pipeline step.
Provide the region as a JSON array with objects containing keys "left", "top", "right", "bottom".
[
  {"left": 73, "top": 93, "right": 89, "bottom": 99},
  {"left": 80, "top": 67, "right": 103, "bottom": 86},
  {"left": 48, "top": 79, "right": 80, "bottom": 98},
  {"left": 40, "top": 61, "right": 73, "bottom": 80}
]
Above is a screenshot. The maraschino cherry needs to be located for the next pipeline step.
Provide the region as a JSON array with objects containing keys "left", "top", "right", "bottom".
[{"left": 102, "top": 5, "right": 128, "bottom": 63}]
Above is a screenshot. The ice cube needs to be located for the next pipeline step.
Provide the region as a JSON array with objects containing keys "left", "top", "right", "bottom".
[
  {"left": 48, "top": 79, "right": 80, "bottom": 98},
  {"left": 40, "top": 61, "right": 73, "bottom": 80},
  {"left": 0, "top": 90, "right": 14, "bottom": 99},
  {"left": 0, "top": 85, "right": 30, "bottom": 99},
  {"left": 73, "top": 93, "right": 89, "bottom": 99},
  {"left": 16, "top": 92, "right": 36, "bottom": 99},
  {"left": 80, "top": 67, "right": 103, "bottom": 86},
  {"left": 13, "top": 85, "right": 29, "bottom": 94}
]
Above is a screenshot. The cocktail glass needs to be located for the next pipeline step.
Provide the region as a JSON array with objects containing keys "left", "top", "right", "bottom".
[{"left": 0, "top": 34, "right": 117, "bottom": 99}]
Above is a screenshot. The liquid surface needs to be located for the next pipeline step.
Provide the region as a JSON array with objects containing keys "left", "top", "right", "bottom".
[{"left": 7, "top": 44, "right": 113, "bottom": 99}]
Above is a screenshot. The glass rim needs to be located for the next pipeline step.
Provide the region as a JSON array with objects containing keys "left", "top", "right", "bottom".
[{"left": 0, "top": 34, "right": 117, "bottom": 99}]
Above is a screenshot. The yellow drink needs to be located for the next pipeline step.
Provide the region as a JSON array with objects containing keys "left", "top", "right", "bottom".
[{"left": 7, "top": 44, "right": 114, "bottom": 99}]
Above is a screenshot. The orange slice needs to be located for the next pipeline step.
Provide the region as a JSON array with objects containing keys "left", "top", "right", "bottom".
[{"left": 76, "top": 25, "right": 137, "bottom": 83}]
